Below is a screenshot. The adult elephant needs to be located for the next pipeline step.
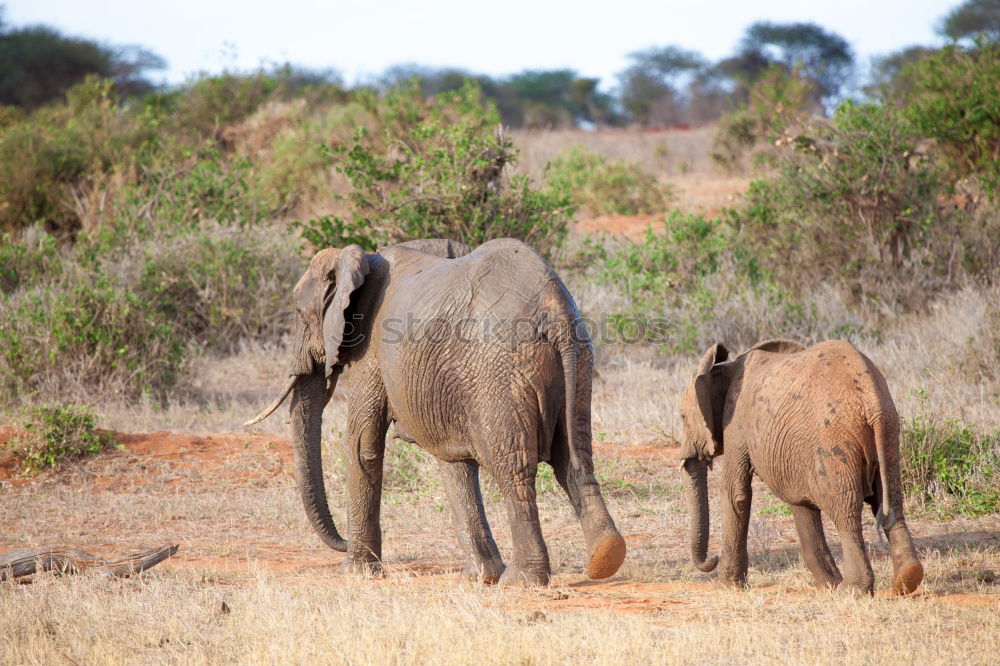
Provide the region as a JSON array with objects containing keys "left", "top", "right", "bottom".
[{"left": 246, "top": 238, "right": 626, "bottom": 586}]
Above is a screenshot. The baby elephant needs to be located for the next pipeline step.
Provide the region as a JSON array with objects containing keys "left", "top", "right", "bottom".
[{"left": 678, "top": 338, "right": 923, "bottom": 596}]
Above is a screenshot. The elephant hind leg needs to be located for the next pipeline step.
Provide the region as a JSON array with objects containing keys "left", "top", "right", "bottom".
[
  {"left": 791, "top": 505, "right": 841, "bottom": 590},
  {"left": 550, "top": 427, "right": 626, "bottom": 580},
  {"left": 885, "top": 520, "right": 923, "bottom": 595},
  {"left": 828, "top": 499, "right": 875, "bottom": 596},
  {"left": 867, "top": 473, "right": 923, "bottom": 595},
  {"left": 437, "top": 459, "right": 505, "bottom": 584},
  {"left": 490, "top": 445, "right": 550, "bottom": 586}
]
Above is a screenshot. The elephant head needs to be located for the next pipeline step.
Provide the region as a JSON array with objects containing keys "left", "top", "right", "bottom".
[
  {"left": 678, "top": 342, "right": 731, "bottom": 573},
  {"left": 244, "top": 245, "right": 373, "bottom": 551},
  {"left": 245, "top": 239, "right": 472, "bottom": 552},
  {"left": 677, "top": 338, "right": 805, "bottom": 573}
]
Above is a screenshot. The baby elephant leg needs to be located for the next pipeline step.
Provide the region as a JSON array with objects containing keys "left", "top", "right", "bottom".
[
  {"left": 791, "top": 505, "right": 842, "bottom": 590},
  {"left": 829, "top": 499, "right": 875, "bottom": 596}
]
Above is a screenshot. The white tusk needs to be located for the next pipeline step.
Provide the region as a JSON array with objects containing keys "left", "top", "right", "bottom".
[{"left": 243, "top": 376, "right": 298, "bottom": 426}]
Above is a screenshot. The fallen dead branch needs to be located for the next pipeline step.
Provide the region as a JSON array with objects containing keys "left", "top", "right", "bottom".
[{"left": 0, "top": 544, "right": 179, "bottom": 582}]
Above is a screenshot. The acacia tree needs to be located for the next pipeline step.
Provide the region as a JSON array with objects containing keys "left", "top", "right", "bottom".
[
  {"left": 617, "top": 45, "right": 706, "bottom": 125},
  {"left": 739, "top": 21, "right": 854, "bottom": 106},
  {"left": 0, "top": 13, "right": 164, "bottom": 108},
  {"left": 939, "top": 0, "right": 1000, "bottom": 42}
]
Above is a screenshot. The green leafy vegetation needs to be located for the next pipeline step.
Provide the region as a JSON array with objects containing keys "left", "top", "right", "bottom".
[
  {"left": 544, "top": 148, "right": 672, "bottom": 218},
  {"left": 296, "top": 82, "right": 571, "bottom": 256},
  {"left": 0, "top": 275, "right": 184, "bottom": 400},
  {"left": 902, "top": 400, "right": 999, "bottom": 517},
  {"left": 7, "top": 402, "right": 119, "bottom": 474},
  {"left": 718, "top": 41, "right": 1000, "bottom": 311}
]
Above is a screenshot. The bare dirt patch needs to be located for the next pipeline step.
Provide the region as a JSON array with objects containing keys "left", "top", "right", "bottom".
[{"left": 2, "top": 429, "right": 996, "bottom": 618}]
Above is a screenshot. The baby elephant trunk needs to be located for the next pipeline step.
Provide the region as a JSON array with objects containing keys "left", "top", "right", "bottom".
[{"left": 682, "top": 457, "right": 719, "bottom": 572}]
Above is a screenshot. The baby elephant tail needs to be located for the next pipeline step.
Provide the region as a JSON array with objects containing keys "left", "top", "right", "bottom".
[
  {"left": 871, "top": 415, "right": 924, "bottom": 595},
  {"left": 871, "top": 417, "right": 897, "bottom": 533}
]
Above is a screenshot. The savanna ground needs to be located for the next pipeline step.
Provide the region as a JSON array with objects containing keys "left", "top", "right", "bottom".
[{"left": 2, "top": 120, "right": 998, "bottom": 664}]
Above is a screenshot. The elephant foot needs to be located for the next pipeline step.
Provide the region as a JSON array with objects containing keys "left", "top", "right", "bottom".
[
  {"left": 498, "top": 566, "right": 550, "bottom": 587},
  {"left": 717, "top": 568, "right": 748, "bottom": 588},
  {"left": 587, "top": 533, "right": 627, "bottom": 580},
  {"left": 337, "top": 556, "right": 385, "bottom": 579},
  {"left": 835, "top": 581, "right": 874, "bottom": 597},
  {"left": 460, "top": 558, "right": 506, "bottom": 585},
  {"left": 891, "top": 561, "right": 923, "bottom": 596}
]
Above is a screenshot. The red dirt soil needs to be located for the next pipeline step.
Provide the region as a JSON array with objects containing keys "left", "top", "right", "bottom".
[
  {"left": 574, "top": 175, "right": 751, "bottom": 240},
  {"left": 2, "top": 430, "right": 997, "bottom": 613}
]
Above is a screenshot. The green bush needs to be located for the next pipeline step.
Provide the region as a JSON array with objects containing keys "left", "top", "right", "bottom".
[
  {"left": 0, "top": 77, "right": 157, "bottom": 236},
  {"left": 160, "top": 71, "right": 288, "bottom": 142},
  {"left": 576, "top": 212, "right": 859, "bottom": 353},
  {"left": 0, "top": 277, "right": 183, "bottom": 401},
  {"left": 296, "top": 81, "right": 572, "bottom": 256},
  {"left": 898, "top": 41, "right": 1000, "bottom": 193},
  {"left": 733, "top": 101, "right": 987, "bottom": 308},
  {"left": 711, "top": 65, "right": 818, "bottom": 169},
  {"left": 7, "top": 402, "right": 119, "bottom": 474},
  {"left": 0, "top": 228, "right": 62, "bottom": 293},
  {"left": 543, "top": 147, "right": 672, "bottom": 218},
  {"left": 902, "top": 404, "right": 999, "bottom": 517},
  {"left": 128, "top": 147, "right": 277, "bottom": 228},
  {"left": 135, "top": 221, "right": 304, "bottom": 352},
  {"left": 720, "top": 42, "right": 1000, "bottom": 313}
]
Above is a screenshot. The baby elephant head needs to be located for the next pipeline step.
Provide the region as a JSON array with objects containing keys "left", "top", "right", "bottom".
[
  {"left": 677, "top": 342, "right": 731, "bottom": 573},
  {"left": 679, "top": 342, "right": 730, "bottom": 463}
]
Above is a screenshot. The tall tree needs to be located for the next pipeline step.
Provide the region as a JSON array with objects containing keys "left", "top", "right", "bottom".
[
  {"left": 617, "top": 45, "right": 706, "bottom": 125},
  {"left": 0, "top": 13, "right": 164, "bottom": 108},
  {"left": 939, "top": 0, "right": 1000, "bottom": 42},
  {"left": 739, "top": 21, "right": 854, "bottom": 104}
]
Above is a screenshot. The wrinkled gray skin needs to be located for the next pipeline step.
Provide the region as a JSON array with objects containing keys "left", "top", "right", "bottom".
[
  {"left": 679, "top": 338, "right": 923, "bottom": 596},
  {"left": 249, "top": 238, "right": 626, "bottom": 586}
]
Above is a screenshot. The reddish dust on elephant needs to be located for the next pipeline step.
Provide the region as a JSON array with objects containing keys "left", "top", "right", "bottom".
[{"left": 677, "top": 338, "right": 924, "bottom": 596}]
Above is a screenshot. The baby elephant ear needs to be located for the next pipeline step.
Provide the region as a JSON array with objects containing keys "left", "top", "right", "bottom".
[
  {"left": 748, "top": 338, "right": 806, "bottom": 354},
  {"left": 322, "top": 245, "right": 370, "bottom": 377},
  {"left": 694, "top": 343, "right": 729, "bottom": 457}
]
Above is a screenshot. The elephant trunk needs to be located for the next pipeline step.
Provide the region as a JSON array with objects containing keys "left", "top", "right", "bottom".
[
  {"left": 682, "top": 456, "right": 719, "bottom": 572},
  {"left": 291, "top": 370, "right": 347, "bottom": 552}
]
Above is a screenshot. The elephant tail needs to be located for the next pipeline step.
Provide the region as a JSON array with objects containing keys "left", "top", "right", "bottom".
[
  {"left": 871, "top": 415, "right": 898, "bottom": 532},
  {"left": 556, "top": 332, "right": 582, "bottom": 472}
]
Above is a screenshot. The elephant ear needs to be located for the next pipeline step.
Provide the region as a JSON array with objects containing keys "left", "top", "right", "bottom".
[
  {"left": 694, "top": 343, "right": 729, "bottom": 458},
  {"left": 748, "top": 338, "right": 806, "bottom": 354},
  {"left": 385, "top": 238, "right": 473, "bottom": 258},
  {"left": 321, "top": 245, "right": 370, "bottom": 377}
]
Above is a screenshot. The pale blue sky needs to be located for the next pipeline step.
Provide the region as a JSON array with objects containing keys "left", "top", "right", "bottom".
[{"left": 7, "top": 1, "right": 962, "bottom": 88}]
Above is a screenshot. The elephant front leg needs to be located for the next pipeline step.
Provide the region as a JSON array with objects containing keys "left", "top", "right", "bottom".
[
  {"left": 719, "top": 454, "right": 753, "bottom": 587},
  {"left": 340, "top": 389, "right": 389, "bottom": 578},
  {"left": 437, "top": 459, "right": 505, "bottom": 584},
  {"left": 791, "top": 505, "right": 842, "bottom": 590},
  {"left": 495, "top": 459, "right": 550, "bottom": 586}
]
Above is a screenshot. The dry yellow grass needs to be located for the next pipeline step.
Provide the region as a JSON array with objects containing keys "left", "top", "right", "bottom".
[
  {"left": 2, "top": 129, "right": 997, "bottom": 664},
  {"left": 1, "top": 417, "right": 997, "bottom": 665}
]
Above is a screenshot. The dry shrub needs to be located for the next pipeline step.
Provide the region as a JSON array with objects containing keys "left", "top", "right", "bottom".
[
  {"left": 0, "top": 270, "right": 184, "bottom": 402},
  {"left": 134, "top": 221, "right": 305, "bottom": 353}
]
